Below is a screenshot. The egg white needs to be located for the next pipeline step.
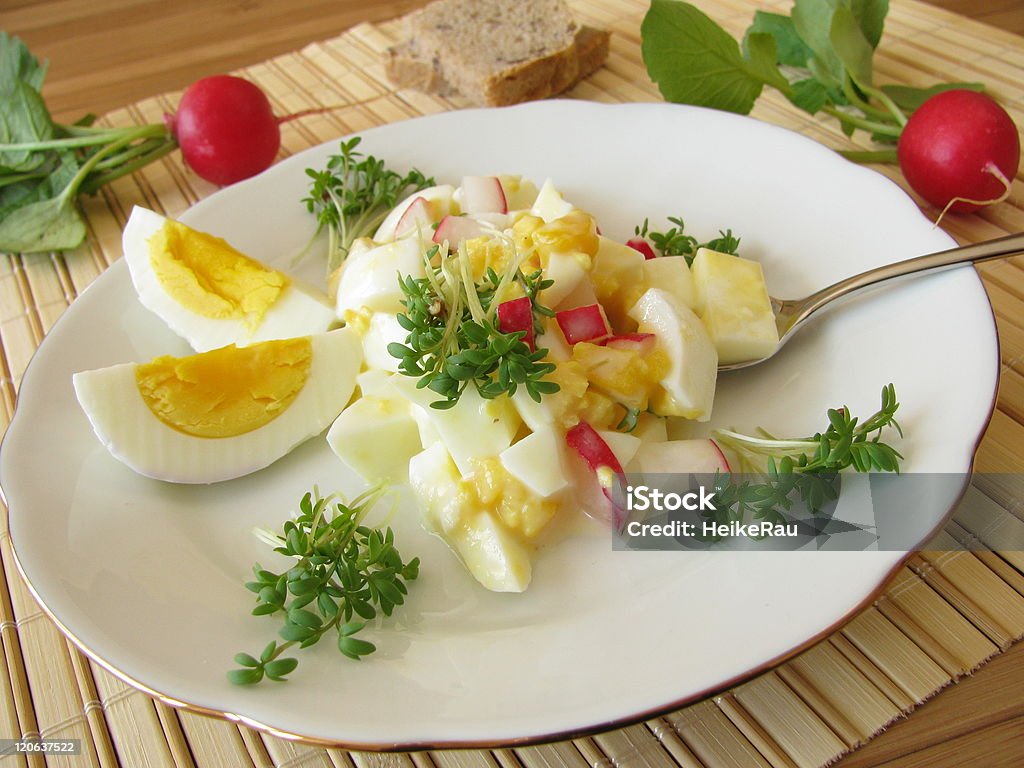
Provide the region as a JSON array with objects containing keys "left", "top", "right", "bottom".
[
  {"left": 122, "top": 206, "right": 338, "bottom": 352},
  {"left": 72, "top": 328, "right": 362, "bottom": 484}
]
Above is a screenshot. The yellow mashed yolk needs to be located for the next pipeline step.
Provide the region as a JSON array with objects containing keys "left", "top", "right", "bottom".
[
  {"left": 571, "top": 342, "right": 671, "bottom": 412},
  {"left": 513, "top": 210, "right": 600, "bottom": 266},
  {"left": 463, "top": 237, "right": 521, "bottom": 283},
  {"left": 459, "top": 458, "right": 559, "bottom": 540},
  {"left": 148, "top": 220, "right": 289, "bottom": 328},
  {"left": 135, "top": 337, "right": 312, "bottom": 438}
]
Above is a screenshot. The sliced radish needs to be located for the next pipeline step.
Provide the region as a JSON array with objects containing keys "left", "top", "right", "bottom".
[
  {"left": 432, "top": 215, "right": 486, "bottom": 248},
  {"left": 626, "top": 439, "right": 731, "bottom": 475},
  {"left": 566, "top": 422, "right": 624, "bottom": 475},
  {"left": 626, "top": 237, "right": 657, "bottom": 260},
  {"left": 566, "top": 421, "right": 627, "bottom": 528},
  {"left": 461, "top": 176, "right": 508, "bottom": 214},
  {"left": 497, "top": 296, "right": 535, "bottom": 351},
  {"left": 394, "top": 196, "right": 432, "bottom": 238},
  {"left": 556, "top": 303, "right": 611, "bottom": 345},
  {"left": 601, "top": 333, "right": 656, "bottom": 355}
]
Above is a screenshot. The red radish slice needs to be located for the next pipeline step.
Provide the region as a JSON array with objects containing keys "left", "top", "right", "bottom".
[
  {"left": 394, "top": 196, "right": 432, "bottom": 237},
  {"left": 601, "top": 333, "right": 656, "bottom": 354},
  {"left": 432, "top": 215, "right": 486, "bottom": 247},
  {"left": 497, "top": 296, "right": 535, "bottom": 350},
  {"left": 556, "top": 304, "right": 611, "bottom": 345},
  {"left": 629, "top": 439, "right": 731, "bottom": 475},
  {"left": 566, "top": 421, "right": 627, "bottom": 528},
  {"left": 627, "top": 237, "right": 657, "bottom": 260},
  {"left": 461, "top": 176, "right": 508, "bottom": 214}
]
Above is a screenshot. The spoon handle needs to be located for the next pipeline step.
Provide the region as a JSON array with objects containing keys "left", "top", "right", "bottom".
[{"left": 793, "top": 231, "right": 1024, "bottom": 328}]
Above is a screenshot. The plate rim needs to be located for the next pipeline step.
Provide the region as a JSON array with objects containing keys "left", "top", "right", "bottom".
[{"left": 0, "top": 99, "right": 1002, "bottom": 750}]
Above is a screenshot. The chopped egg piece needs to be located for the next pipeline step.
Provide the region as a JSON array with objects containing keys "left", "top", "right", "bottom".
[
  {"left": 499, "top": 427, "right": 571, "bottom": 499},
  {"left": 628, "top": 288, "right": 718, "bottom": 421},
  {"left": 530, "top": 178, "right": 574, "bottom": 222},
  {"left": 390, "top": 376, "right": 521, "bottom": 475},
  {"left": 641, "top": 255, "right": 696, "bottom": 310},
  {"left": 408, "top": 444, "right": 533, "bottom": 592},
  {"left": 335, "top": 237, "right": 426, "bottom": 316},
  {"left": 327, "top": 394, "right": 420, "bottom": 483},
  {"left": 691, "top": 248, "right": 780, "bottom": 365}
]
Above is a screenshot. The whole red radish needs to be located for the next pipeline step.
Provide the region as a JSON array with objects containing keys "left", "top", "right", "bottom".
[
  {"left": 169, "top": 75, "right": 281, "bottom": 186},
  {"left": 897, "top": 90, "right": 1019, "bottom": 213}
]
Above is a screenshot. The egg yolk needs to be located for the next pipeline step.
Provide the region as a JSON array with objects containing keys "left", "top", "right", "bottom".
[
  {"left": 135, "top": 337, "right": 312, "bottom": 438},
  {"left": 462, "top": 236, "right": 518, "bottom": 281},
  {"left": 571, "top": 342, "right": 670, "bottom": 412},
  {"left": 459, "top": 458, "right": 558, "bottom": 540},
  {"left": 513, "top": 210, "right": 600, "bottom": 265},
  {"left": 148, "top": 220, "right": 289, "bottom": 328}
]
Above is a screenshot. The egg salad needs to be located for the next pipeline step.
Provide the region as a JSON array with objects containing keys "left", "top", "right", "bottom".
[
  {"left": 73, "top": 174, "right": 778, "bottom": 594},
  {"left": 325, "top": 175, "right": 780, "bottom": 592}
]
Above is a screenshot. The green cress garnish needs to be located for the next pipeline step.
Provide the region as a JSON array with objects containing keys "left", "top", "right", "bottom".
[
  {"left": 388, "top": 242, "right": 560, "bottom": 410},
  {"left": 229, "top": 486, "right": 419, "bottom": 685},
  {"left": 706, "top": 383, "right": 903, "bottom": 526},
  {"left": 302, "top": 136, "right": 435, "bottom": 274}
]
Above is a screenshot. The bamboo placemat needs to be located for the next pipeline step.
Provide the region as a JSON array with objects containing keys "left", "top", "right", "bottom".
[{"left": 2, "top": 0, "right": 1024, "bottom": 766}]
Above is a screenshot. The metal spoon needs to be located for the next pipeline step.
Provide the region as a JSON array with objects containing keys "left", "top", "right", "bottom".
[{"left": 719, "top": 231, "right": 1024, "bottom": 372}]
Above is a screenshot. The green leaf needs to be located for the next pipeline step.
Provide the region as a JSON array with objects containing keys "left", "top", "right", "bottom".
[
  {"left": 641, "top": 0, "right": 785, "bottom": 115},
  {"left": 233, "top": 653, "right": 260, "bottom": 668},
  {"left": 830, "top": 5, "right": 874, "bottom": 88},
  {"left": 278, "top": 623, "right": 316, "bottom": 642},
  {"left": 743, "top": 11, "right": 814, "bottom": 68},
  {"left": 339, "top": 621, "right": 366, "bottom": 637},
  {"left": 370, "top": 575, "right": 405, "bottom": 606},
  {"left": 743, "top": 33, "right": 789, "bottom": 91},
  {"left": 260, "top": 642, "right": 277, "bottom": 663},
  {"left": 227, "top": 668, "right": 264, "bottom": 685},
  {"left": 0, "top": 80, "right": 56, "bottom": 172},
  {"left": 338, "top": 635, "right": 376, "bottom": 659},
  {"left": 263, "top": 657, "right": 299, "bottom": 680},
  {"left": 850, "top": 0, "right": 889, "bottom": 48},
  {"left": 792, "top": 0, "right": 845, "bottom": 84},
  {"left": 287, "top": 607, "right": 323, "bottom": 629},
  {"left": 0, "top": 32, "right": 47, "bottom": 93},
  {"left": 0, "top": 191, "right": 85, "bottom": 253},
  {"left": 881, "top": 81, "right": 984, "bottom": 112}
]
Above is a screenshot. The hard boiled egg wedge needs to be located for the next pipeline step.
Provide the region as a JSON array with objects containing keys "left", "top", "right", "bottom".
[
  {"left": 73, "top": 328, "right": 361, "bottom": 484},
  {"left": 123, "top": 206, "right": 337, "bottom": 352},
  {"left": 628, "top": 288, "right": 718, "bottom": 421}
]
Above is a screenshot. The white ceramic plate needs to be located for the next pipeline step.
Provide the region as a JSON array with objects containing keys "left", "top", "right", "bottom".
[{"left": 0, "top": 101, "right": 998, "bottom": 749}]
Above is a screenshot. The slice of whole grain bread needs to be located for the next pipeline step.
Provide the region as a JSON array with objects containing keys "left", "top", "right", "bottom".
[{"left": 384, "top": 0, "right": 609, "bottom": 107}]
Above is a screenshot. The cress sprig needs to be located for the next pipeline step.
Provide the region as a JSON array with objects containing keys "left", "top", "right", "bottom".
[
  {"left": 301, "top": 136, "right": 434, "bottom": 274},
  {"left": 704, "top": 384, "right": 903, "bottom": 529},
  {"left": 635, "top": 216, "right": 741, "bottom": 265},
  {"left": 387, "top": 240, "right": 560, "bottom": 410},
  {"left": 229, "top": 486, "right": 419, "bottom": 685}
]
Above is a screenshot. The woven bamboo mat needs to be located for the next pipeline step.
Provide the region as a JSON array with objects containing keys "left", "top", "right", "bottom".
[{"left": 2, "top": 0, "right": 1024, "bottom": 765}]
